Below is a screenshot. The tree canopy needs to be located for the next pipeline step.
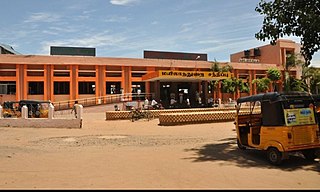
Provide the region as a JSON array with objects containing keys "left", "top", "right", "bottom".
[
  {"left": 267, "top": 67, "right": 281, "bottom": 91},
  {"left": 255, "top": 0, "right": 320, "bottom": 66},
  {"left": 252, "top": 78, "right": 271, "bottom": 93}
]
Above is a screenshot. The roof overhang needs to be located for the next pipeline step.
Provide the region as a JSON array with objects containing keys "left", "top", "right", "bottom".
[{"left": 142, "top": 70, "right": 234, "bottom": 82}]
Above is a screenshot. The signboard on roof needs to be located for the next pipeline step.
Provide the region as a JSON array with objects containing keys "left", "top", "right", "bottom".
[
  {"left": 50, "top": 46, "right": 96, "bottom": 56},
  {"left": 159, "top": 70, "right": 233, "bottom": 79}
]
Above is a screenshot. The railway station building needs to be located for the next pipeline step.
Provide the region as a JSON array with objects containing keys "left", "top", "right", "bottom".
[{"left": 0, "top": 39, "right": 301, "bottom": 108}]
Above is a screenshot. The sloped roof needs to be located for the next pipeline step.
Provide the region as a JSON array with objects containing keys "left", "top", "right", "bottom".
[{"left": 0, "top": 43, "right": 21, "bottom": 55}]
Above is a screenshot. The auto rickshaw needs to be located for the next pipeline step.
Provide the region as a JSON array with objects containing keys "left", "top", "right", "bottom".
[
  {"left": 2, "top": 101, "right": 20, "bottom": 118},
  {"left": 18, "top": 100, "right": 52, "bottom": 118},
  {"left": 235, "top": 92, "right": 320, "bottom": 165}
]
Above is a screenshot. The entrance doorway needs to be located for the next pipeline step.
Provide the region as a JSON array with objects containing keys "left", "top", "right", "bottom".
[
  {"left": 160, "top": 83, "right": 171, "bottom": 108},
  {"left": 177, "top": 83, "right": 191, "bottom": 108},
  {"left": 159, "top": 82, "right": 194, "bottom": 108}
]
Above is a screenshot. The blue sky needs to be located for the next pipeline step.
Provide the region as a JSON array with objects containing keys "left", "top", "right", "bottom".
[{"left": 1, "top": 0, "right": 319, "bottom": 66}]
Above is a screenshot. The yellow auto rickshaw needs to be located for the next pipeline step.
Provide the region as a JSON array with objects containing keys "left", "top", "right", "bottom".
[
  {"left": 18, "top": 100, "right": 52, "bottom": 118},
  {"left": 235, "top": 92, "right": 320, "bottom": 165},
  {"left": 2, "top": 101, "right": 20, "bottom": 118}
]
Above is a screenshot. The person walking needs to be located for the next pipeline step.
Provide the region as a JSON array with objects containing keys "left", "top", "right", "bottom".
[{"left": 71, "top": 101, "right": 78, "bottom": 118}]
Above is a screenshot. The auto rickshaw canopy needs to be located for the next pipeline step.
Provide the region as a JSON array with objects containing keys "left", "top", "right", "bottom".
[{"left": 237, "top": 92, "right": 319, "bottom": 126}]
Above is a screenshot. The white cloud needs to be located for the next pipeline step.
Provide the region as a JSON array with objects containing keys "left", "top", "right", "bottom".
[
  {"left": 151, "top": 21, "right": 158, "bottom": 25},
  {"left": 110, "top": 0, "right": 139, "bottom": 6},
  {"left": 105, "top": 15, "right": 130, "bottom": 23},
  {"left": 179, "top": 23, "right": 193, "bottom": 33},
  {"left": 39, "top": 32, "right": 127, "bottom": 55},
  {"left": 48, "top": 26, "right": 80, "bottom": 33},
  {"left": 24, "top": 12, "right": 61, "bottom": 23}
]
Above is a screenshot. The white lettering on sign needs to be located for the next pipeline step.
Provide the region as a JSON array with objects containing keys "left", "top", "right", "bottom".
[{"left": 239, "top": 58, "right": 260, "bottom": 63}]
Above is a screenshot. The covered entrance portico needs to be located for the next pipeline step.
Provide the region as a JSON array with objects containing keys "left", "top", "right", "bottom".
[{"left": 142, "top": 70, "right": 234, "bottom": 108}]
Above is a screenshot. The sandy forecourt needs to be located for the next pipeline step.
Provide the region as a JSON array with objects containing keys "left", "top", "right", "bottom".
[{"left": 0, "top": 106, "right": 319, "bottom": 189}]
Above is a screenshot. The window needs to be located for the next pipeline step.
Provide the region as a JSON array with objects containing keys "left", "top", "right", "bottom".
[
  {"left": 27, "top": 65, "right": 44, "bottom": 76},
  {"left": 131, "top": 82, "right": 145, "bottom": 94},
  {"left": 131, "top": 72, "right": 147, "bottom": 77},
  {"left": 28, "top": 82, "right": 44, "bottom": 95},
  {"left": 54, "top": 71, "right": 70, "bottom": 77},
  {"left": 0, "top": 71, "right": 15, "bottom": 76},
  {"left": 131, "top": 67, "right": 147, "bottom": 78},
  {"left": 79, "top": 82, "right": 95, "bottom": 94},
  {"left": 106, "top": 82, "right": 121, "bottom": 94},
  {"left": 54, "top": 82, "right": 70, "bottom": 95},
  {"left": 27, "top": 71, "right": 44, "bottom": 76},
  {"left": 106, "top": 72, "right": 122, "bottom": 77},
  {"left": 78, "top": 71, "right": 96, "bottom": 77},
  {"left": 0, "top": 81, "right": 16, "bottom": 94}
]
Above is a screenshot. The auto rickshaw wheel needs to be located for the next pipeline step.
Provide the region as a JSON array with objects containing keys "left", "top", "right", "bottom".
[
  {"left": 237, "top": 139, "right": 246, "bottom": 150},
  {"left": 267, "top": 147, "right": 283, "bottom": 165},
  {"left": 302, "top": 149, "right": 317, "bottom": 161}
]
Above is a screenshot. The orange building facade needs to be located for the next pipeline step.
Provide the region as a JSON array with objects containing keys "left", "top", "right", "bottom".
[{"left": 0, "top": 39, "right": 301, "bottom": 107}]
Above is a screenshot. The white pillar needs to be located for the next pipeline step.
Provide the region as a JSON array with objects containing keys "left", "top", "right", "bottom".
[
  {"left": 48, "top": 103, "right": 54, "bottom": 119},
  {"left": 0, "top": 105, "right": 2, "bottom": 119},
  {"left": 22, "top": 105, "right": 28, "bottom": 119}
]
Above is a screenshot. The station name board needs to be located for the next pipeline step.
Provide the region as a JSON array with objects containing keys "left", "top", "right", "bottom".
[
  {"left": 239, "top": 58, "right": 260, "bottom": 63},
  {"left": 159, "top": 70, "right": 234, "bottom": 79}
]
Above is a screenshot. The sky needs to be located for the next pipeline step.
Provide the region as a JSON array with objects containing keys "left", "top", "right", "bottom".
[{"left": 1, "top": 0, "right": 319, "bottom": 67}]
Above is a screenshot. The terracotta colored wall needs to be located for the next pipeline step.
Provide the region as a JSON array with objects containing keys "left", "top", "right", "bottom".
[{"left": 0, "top": 39, "right": 302, "bottom": 104}]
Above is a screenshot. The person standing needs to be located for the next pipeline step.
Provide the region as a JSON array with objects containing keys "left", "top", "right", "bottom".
[
  {"left": 151, "top": 98, "right": 158, "bottom": 109},
  {"left": 186, "top": 98, "right": 190, "bottom": 107},
  {"left": 144, "top": 97, "right": 149, "bottom": 109}
]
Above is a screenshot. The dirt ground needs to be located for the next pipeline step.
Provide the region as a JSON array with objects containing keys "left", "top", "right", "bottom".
[{"left": 0, "top": 104, "right": 319, "bottom": 190}]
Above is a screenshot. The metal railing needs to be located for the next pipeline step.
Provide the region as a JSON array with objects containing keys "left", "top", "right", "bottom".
[{"left": 52, "top": 93, "right": 154, "bottom": 111}]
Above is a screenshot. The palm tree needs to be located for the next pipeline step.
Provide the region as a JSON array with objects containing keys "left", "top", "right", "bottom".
[
  {"left": 211, "top": 59, "right": 220, "bottom": 72},
  {"left": 284, "top": 53, "right": 304, "bottom": 92}
]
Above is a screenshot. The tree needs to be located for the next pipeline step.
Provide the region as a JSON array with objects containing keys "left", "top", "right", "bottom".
[
  {"left": 211, "top": 59, "right": 220, "bottom": 72},
  {"left": 255, "top": 0, "right": 320, "bottom": 66},
  {"left": 252, "top": 78, "right": 271, "bottom": 93},
  {"left": 237, "top": 79, "right": 250, "bottom": 93},
  {"left": 221, "top": 78, "right": 236, "bottom": 94},
  {"left": 210, "top": 59, "right": 233, "bottom": 72},
  {"left": 302, "top": 66, "right": 320, "bottom": 94},
  {"left": 210, "top": 60, "right": 234, "bottom": 99},
  {"left": 220, "top": 78, "right": 250, "bottom": 99},
  {"left": 284, "top": 53, "right": 304, "bottom": 91},
  {"left": 288, "top": 76, "right": 308, "bottom": 92},
  {"left": 266, "top": 67, "right": 281, "bottom": 92}
]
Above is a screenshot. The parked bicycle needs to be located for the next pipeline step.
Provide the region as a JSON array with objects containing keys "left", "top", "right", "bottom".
[{"left": 128, "top": 107, "right": 154, "bottom": 122}]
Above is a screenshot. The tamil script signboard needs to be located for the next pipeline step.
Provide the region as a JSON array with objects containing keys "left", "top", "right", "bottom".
[{"left": 159, "top": 70, "right": 234, "bottom": 80}]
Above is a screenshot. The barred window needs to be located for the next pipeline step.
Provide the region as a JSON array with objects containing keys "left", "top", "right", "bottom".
[
  {"left": 54, "top": 82, "right": 70, "bottom": 95},
  {"left": 28, "top": 82, "right": 44, "bottom": 95},
  {"left": 79, "top": 82, "right": 95, "bottom": 94},
  {"left": 0, "top": 81, "right": 16, "bottom": 95}
]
